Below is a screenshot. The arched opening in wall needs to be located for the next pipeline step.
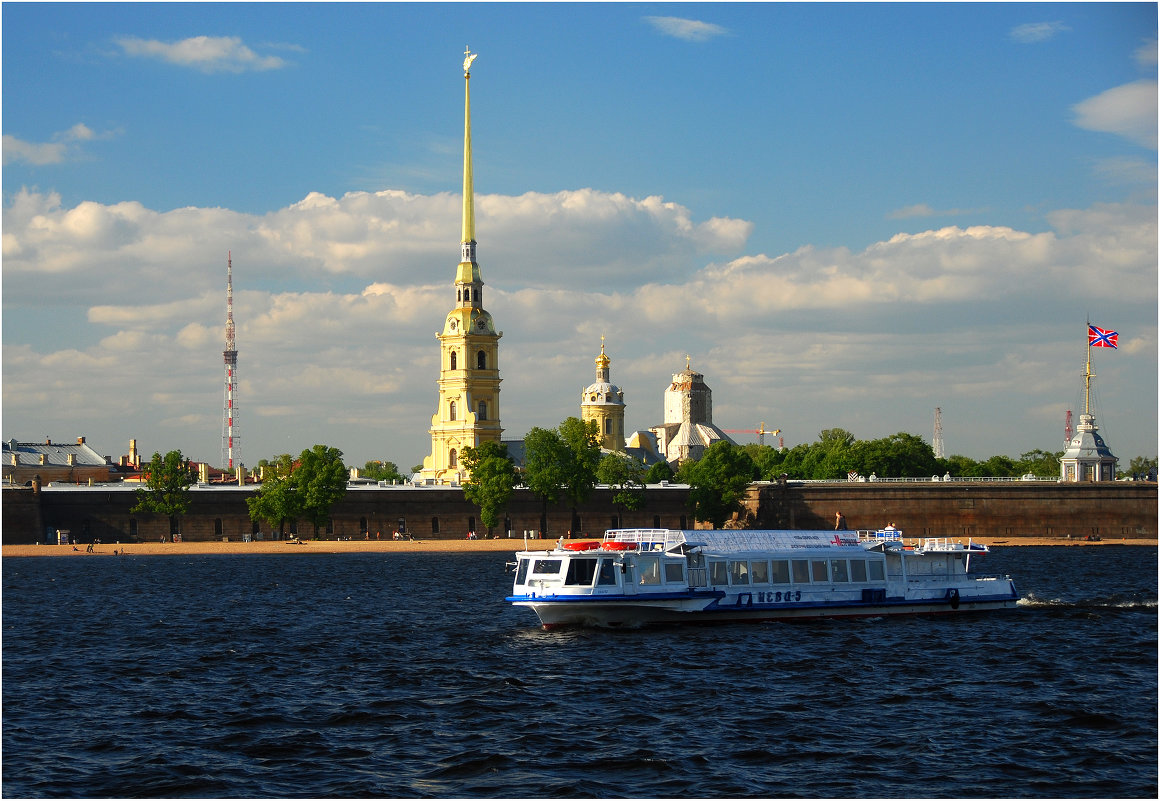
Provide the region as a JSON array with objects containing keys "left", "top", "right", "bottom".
[
  {"left": 610, "top": 514, "right": 619, "bottom": 529},
  {"left": 571, "top": 512, "right": 581, "bottom": 536},
  {"left": 477, "top": 350, "right": 486, "bottom": 369},
  {"left": 604, "top": 418, "right": 611, "bottom": 434},
  {"left": 359, "top": 517, "right": 368, "bottom": 535},
  {"left": 449, "top": 449, "right": 458, "bottom": 468},
  {"left": 168, "top": 516, "right": 178, "bottom": 537},
  {"left": 468, "top": 516, "right": 476, "bottom": 535},
  {"left": 653, "top": 515, "right": 661, "bottom": 529},
  {"left": 214, "top": 518, "right": 223, "bottom": 537},
  {"left": 450, "top": 351, "right": 457, "bottom": 370},
  {"left": 431, "top": 516, "right": 440, "bottom": 534},
  {"left": 478, "top": 401, "right": 487, "bottom": 420},
  {"left": 449, "top": 401, "right": 457, "bottom": 421},
  {"left": 464, "top": 287, "right": 471, "bottom": 302},
  {"left": 504, "top": 516, "right": 512, "bottom": 535},
  {"left": 252, "top": 520, "right": 260, "bottom": 536},
  {"left": 679, "top": 515, "right": 688, "bottom": 530},
  {"left": 457, "top": 289, "right": 462, "bottom": 302},
  {"left": 326, "top": 518, "right": 334, "bottom": 536},
  {"left": 129, "top": 519, "right": 138, "bottom": 540}
]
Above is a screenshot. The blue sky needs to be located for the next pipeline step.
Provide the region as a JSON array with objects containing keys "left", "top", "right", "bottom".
[{"left": 3, "top": 2, "right": 1156, "bottom": 472}]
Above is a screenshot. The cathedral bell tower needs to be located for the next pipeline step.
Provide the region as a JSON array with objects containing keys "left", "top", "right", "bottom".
[{"left": 420, "top": 48, "right": 503, "bottom": 484}]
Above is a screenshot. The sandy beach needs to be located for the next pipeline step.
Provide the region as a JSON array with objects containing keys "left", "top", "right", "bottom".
[{"left": 3, "top": 534, "right": 1154, "bottom": 558}]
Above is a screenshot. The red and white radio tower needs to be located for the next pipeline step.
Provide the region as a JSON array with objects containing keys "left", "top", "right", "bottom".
[
  {"left": 221, "top": 252, "right": 240, "bottom": 474},
  {"left": 1064, "top": 409, "right": 1073, "bottom": 445}
]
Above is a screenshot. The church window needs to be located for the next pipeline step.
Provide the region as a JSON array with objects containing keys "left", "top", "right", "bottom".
[
  {"left": 449, "top": 401, "right": 457, "bottom": 421},
  {"left": 457, "top": 289, "right": 462, "bottom": 302},
  {"left": 605, "top": 419, "right": 612, "bottom": 434},
  {"left": 477, "top": 350, "right": 487, "bottom": 369},
  {"left": 450, "top": 351, "right": 457, "bottom": 370},
  {"left": 449, "top": 449, "right": 458, "bottom": 468},
  {"left": 464, "top": 287, "right": 471, "bottom": 302},
  {"left": 478, "top": 401, "right": 487, "bottom": 420}
]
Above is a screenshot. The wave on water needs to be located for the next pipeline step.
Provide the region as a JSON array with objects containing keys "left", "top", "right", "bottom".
[{"left": 1017, "top": 592, "right": 1157, "bottom": 610}]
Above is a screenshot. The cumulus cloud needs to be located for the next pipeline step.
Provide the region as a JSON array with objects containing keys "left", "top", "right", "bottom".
[
  {"left": 2, "top": 188, "right": 1155, "bottom": 467},
  {"left": 1009, "top": 21, "right": 1069, "bottom": 43},
  {"left": 114, "top": 35, "right": 291, "bottom": 73},
  {"left": 1073, "top": 79, "right": 1159, "bottom": 149},
  {"left": 644, "top": 16, "right": 728, "bottom": 42},
  {"left": 2, "top": 123, "right": 113, "bottom": 166}
]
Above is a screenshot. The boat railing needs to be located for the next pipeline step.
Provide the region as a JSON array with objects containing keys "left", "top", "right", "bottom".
[
  {"left": 603, "top": 528, "right": 685, "bottom": 552},
  {"left": 859, "top": 529, "right": 904, "bottom": 542}
]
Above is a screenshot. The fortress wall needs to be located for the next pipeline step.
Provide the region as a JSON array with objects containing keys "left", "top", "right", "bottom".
[
  {"left": 747, "top": 481, "right": 1157, "bottom": 539},
  {"left": 4, "top": 481, "right": 1153, "bottom": 545},
  {"left": 1, "top": 485, "right": 693, "bottom": 544}
]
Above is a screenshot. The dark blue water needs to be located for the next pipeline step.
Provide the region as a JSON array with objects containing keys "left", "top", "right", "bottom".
[{"left": 3, "top": 546, "right": 1156, "bottom": 798}]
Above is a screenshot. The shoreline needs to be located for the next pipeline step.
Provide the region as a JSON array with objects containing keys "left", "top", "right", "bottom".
[{"left": 3, "top": 535, "right": 1155, "bottom": 558}]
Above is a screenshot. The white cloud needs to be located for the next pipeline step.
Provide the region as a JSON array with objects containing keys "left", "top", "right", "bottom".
[
  {"left": 644, "top": 16, "right": 728, "bottom": 42},
  {"left": 2, "top": 189, "right": 1155, "bottom": 468},
  {"left": 1010, "top": 21, "right": 1069, "bottom": 43},
  {"left": 1073, "top": 79, "right": 1159, "bottom": 149},
  {"left": 115, "top": 35, "right": 290, "bottom": 73},
  {"left": 2, "top": 123, "right": 112, "bottom": 166}
]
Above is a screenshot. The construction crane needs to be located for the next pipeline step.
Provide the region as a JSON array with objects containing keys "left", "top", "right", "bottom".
[{"left": 722, "top": 422, "right": 781, "bottom": 447}]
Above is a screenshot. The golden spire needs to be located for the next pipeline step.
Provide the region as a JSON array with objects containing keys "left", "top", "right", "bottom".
[{"left": 461, "top": 46, "right": 476, "bottom": 250}]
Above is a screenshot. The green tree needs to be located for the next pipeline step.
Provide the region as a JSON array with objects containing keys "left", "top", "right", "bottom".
[
  {"left": 461, "top": 441, "right": 517, "bottom": 536},
  {"left": 522, "top": 426, "right": 568, "bottom": 535},
  {"left": 1122, "top": 456, "right": 1156, "bottom": 479},
  {"left": 361, "top": 460, "right": 405, "bottom": 482},
  {"left": 851, "top": 432, "right": 938, "bottom": 478},
  {"left": 683, "top": 441, "right": 757, "bottom": 528},
  {"left": 247, "top": 446, "right": 347, "bottom": 537},
  {"left": 131, "top": 450, "right": 194, "bottom": 533},
  {"left": 558, "top": 417, "right": 602, "bottom": 519},
  {"left": 597, "top": 452, "right": 646, "bottom": 517},
  {"left": 1015, "top": 450, "right": 1063, "bottom": 478},
  {"left": 644, "top": 459, "right": 675, "bottom": 484},
  {"left": 296, "top": 445, "right": 348, "bottom": 533}
]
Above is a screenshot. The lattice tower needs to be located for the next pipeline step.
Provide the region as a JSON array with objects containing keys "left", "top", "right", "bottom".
[
  {"left": 221, "top": 252, "right": 240, "bottom": 472},
  {"left": 933, "top": 407, "right": 945, "bottom": 459},
  {"left": 1064, "top": 409, "right": 1073, "bottom": 445}
]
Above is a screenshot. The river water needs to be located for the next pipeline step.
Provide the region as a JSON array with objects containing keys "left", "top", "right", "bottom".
[{"left": 2, "top": 546, "right": 1155, "bottom": 797}]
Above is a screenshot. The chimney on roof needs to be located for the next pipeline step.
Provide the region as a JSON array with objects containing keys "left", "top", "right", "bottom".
[
  {"left": 67, "top": 454, "right": 76, "bottom": 466},
  {"left": 45, "top": 438, "right": 51, "bottom": 445},
  {"left": 129, "top": 439, "right": 139, "bottom": 468},
  {"left": 77, "top": 436, "right": 86, "bottom": 445},
  {"left": 39, "top": 454, "right": 47, "bottom": 465}
]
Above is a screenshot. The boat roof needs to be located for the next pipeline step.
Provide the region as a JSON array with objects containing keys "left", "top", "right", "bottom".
[{"left": 603, "top": 528, "right": 861, "bottom": 554}]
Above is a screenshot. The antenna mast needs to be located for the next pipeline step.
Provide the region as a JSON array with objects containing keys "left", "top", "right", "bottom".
[
  {"left": 933, "top": 407, "right": 945, "bottom": 459},
  {"left": 222, "top": 252, "right": 240, "bottom": 474}
]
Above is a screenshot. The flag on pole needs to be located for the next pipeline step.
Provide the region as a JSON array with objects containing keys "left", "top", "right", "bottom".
[{"left": 1088, "top": 325, "right": 1118, "bottom": 349}]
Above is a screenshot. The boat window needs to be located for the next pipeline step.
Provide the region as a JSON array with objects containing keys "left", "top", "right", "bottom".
[
  {"left": 710, "top": 560, "right": 729, "bottom": 586},
  {"left": 565, "top": 558, "right": 598, "bottom": 586},
  {"left": 791, "top": 559, "right": 810, "bottom": 583},
  {"left": 771, "top": 560, "right": 791, "bottom": 584},
  {"left": 868, "top": 560, "right": 886, "bottom": 581},
  {"left": 515, "top": 559, "right": 529, "bottom": 584},
  {"left": 750, "top": 560, "right": 769, "bottom": 584},
  {"left": 849, "top": 559, "right": 868, "bottom": 582},
  {"left": 811, "top": 560, "right": 829, "bottom": 582},
  {"left": 663, "top": 561, "right": 685, "bottom": 583},
  {"left": 533, "top": 559, "right": 562, "bottom": 575},
  {"left": 637, "top": 557, "right": 661, "bottom": 585},
  {"left": 730, "top": 561, "right": 750, "bottom": 585},
  {"left": 597, "top": 559, "right": 619, "bottom": 586},
  {"left": 830, "top": 560, "right": 849, "bottom": 582}
]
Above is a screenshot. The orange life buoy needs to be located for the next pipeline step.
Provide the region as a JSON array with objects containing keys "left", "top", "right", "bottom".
[
  {"left": 563, "top": 540, "right": 600, "bottom": 551},
  {"left": 602, "top": 541, "right": 638, "bottom": 551}
]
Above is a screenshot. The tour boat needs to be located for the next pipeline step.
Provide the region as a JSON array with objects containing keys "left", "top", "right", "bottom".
[{"left": 507, "top": 528, "right": 1019, "bottom": 629}]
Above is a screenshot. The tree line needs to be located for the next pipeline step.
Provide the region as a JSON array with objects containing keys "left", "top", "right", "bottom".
[{"left": 129, "top": 426, "right": 1157, "bottom": 537}]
